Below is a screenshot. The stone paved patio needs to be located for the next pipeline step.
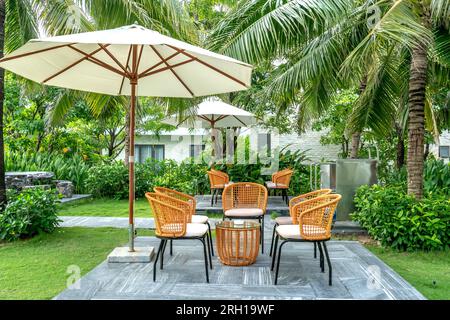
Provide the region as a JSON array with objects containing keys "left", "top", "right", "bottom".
[{"left": 54, "top": 216, "right": 424, "bottom": 300}]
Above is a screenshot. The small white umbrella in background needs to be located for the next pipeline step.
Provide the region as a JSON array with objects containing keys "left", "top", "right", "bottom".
[
  {"left": 163, "top": 97, "right": 257, "bottom": 158},
  {"left": 0, "top": 24, "right": 252, "bottom": 253}
]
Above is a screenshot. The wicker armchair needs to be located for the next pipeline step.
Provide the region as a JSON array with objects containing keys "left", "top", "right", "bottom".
[
  {"left": 269, "top": 188, "right": 332, "bottom": 257},
  {"left": 145, "top": 192, "right": 212, "bottom": 283},
  {"left": 153, "top": 186, "right": 214, "bottom": 256},
  {"left": 207, "top": 169, "right": 231, "bottom": 205},
  {"left": 222, "top": 182, "right": 268, "bottom": 253},
  {"left": 264, "top": 169, "right": 293, "bottom": 204},
  {"left": 271, "top": 194, "right": 342, "bottom": 286}
]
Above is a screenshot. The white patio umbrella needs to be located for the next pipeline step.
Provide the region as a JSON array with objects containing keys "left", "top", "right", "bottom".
[
  {"left": 0, "top": 24, "right": 252, "bottom": 252},
  {"left": 163, "top": 97, "right": 257, "bottom": 158},
  {"left": 164, "top": 97, "right": 257, "bottom": 128}
]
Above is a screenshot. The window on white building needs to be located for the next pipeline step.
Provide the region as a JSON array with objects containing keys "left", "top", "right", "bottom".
[
  {"left": 439, "top": 146, "right": 449, "bottom": 158},
  {"left": 190, "top": 144, "right": 205, "bottom": 158},
  {"left": 135, "top": 145, "right": 165, "bottom": 163},
  {"left": 258, "top": 133, "right": 271, "bottom": 157}
]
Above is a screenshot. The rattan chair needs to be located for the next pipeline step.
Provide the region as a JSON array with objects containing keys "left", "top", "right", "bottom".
[
  {"left": 153, "top": 186, "right": 214, "bottom": 256},
  {"left": 207, "top": 169, "right": 230, "bottom": 205},
  {"left": 145, "top": 192, "right": 212, "bottom": 283},
  {"left": 222, "top": 182, "right": 268, "bottom": 253},
  {"left": 269, "top": 189, "right": 333, "bottom": 257},
  {"left": 264, "top": 169, "right": 293, "bottom": 204},
  {"left": 271, "top": 194, "right": 342, "bottom": 285}
]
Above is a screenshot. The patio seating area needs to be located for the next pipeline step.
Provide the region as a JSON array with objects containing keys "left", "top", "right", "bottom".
[{"left": 54, "top": 215, "right": 425, "bottom": 300}]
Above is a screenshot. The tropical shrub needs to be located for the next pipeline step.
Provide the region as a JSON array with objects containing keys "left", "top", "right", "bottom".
[
  {"left": 423, "top": 158, "right": 450, "bottom": 196},
  {"left": 0, "top": 188, "right": 60, "bottom": 241},
  {"left": 86, "top": 161, "right": 129, "bottom": 199},
  {"left": 352, "top": 185, "right": 450, "bottom": 251},
  {"left": 5, "top": 151, "right": 90, "bottom": 194}
]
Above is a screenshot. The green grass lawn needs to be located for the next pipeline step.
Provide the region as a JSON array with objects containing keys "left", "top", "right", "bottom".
[
  {"left": 0, "top": 227, "right": 153, "bottom": 300},
  {"left": 366, "top": 245, "right": 450, "bottom": 300},
  {"left": 58, "top": 198, "right": 152, "bottom": 217}
]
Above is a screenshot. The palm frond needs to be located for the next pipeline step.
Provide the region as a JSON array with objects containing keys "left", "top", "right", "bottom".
[{"left": 5, "top": 0, "right": 39, "bottom": 52}]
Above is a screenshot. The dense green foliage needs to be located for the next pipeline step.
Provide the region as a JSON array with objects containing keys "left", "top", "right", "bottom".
[
  {"left": 0, "top": 188, "right": 60, "bottom": 241},
  {"left": 352, "top": 185, "right": 450, "bottom": 251},
  {"left": 5, "top": 151, "right": 90, "bottom": 194}
]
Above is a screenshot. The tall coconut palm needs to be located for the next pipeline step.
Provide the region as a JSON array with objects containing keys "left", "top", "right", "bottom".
[{"left": 208, "top": 0, "right": 450, "bottom": 198}]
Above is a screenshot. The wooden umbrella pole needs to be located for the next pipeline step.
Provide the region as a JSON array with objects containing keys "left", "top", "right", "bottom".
[{"left": 128, "top": 45, "right": 138, "bottom": 252}]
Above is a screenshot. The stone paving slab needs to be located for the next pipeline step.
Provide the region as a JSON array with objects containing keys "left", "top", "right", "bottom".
[{"left": 54, "top": 231, "right": 425, "bottom": 300}]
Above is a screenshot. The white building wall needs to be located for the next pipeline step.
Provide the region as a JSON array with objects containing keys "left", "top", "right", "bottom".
[{"left": 430, "top": 130, "right": 450, "bottom": 163}]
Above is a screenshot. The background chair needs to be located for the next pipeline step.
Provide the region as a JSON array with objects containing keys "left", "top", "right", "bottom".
[
  {"left": 145, "top": 192, "right": 212, "bottom": 283},
  {"left": 269, "top": 188, "right": 333, "bottom": 257},
  {"left": 264, "top": 169, "right": 293, "bottom": 204},
  {"left": 207, "top": 169, "right": 230, "bottom": 205},
  {"left": 153, "top": 186, "right": 214, "bottom": 256},
  {"left": 271, "top": 194, "right": 342, "bottom": 285},
  {"left": 222, "top": 182, "right": 268, "bottom": 253}
]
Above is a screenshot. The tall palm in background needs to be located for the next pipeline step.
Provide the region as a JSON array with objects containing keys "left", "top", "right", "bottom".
[
  {"left": 0, "top": 0, "right": 196, "bottom": 206},
  {"left": 208, "top": 0, "right": 450, "bottom": 199}
]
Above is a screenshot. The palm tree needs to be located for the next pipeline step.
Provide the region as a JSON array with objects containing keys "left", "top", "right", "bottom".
[
  {"left": 0, "top": 0, "right": 197, "bottom": 206},
  {"left": 208, "top": 0, "right": 450, "bottom": 199}
]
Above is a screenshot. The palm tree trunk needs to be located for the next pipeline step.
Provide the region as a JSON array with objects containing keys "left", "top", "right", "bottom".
[
  {"left": 350, "top": 132, "right": 361, "bottom": 158},
  {"left": 349, "top": 77, "right": 368, "bottom": 158},
  {"left": 407, "top": 44, "right": 428, "bottom": 199},
  {"left": 0, "top": 0, "right": 6, "bottom": 209}
]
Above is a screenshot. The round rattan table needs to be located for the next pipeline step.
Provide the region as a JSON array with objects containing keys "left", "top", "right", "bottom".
[{"left": 215, "top": 220, "right": 260, "bottom": 266}]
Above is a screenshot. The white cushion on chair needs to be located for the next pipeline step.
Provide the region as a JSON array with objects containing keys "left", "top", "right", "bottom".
[
  {"left": 265, "top": 181, "right": 287, "bottom": 189},
  {"left": 191, "top": 215, "right": 208, "bottom": 224},
  {"left": 276, "top": 224, "right": 327, "bottom": 239},
  {"left": 185, "top": 223, "right": 208, "bottom": 237},
  {"left": 224, "top": 208, "right": 264, "bottom": 217},
  {"left": 275, "top": 216, "right": 292, "bottom": 225}
]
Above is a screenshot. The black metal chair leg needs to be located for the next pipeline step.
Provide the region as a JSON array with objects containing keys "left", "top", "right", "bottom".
[
  {"left": 200, "top": 238, "right": 210, "bottom": 283},
  {"left": 322, "top": 242, "right": 332, "bottom": 286},
  {"left": 161, "top": 239, "right": 168, "bottom": 270},
  {"left": 317, "top": 241, "right": 324, "bottom": 272},
  {"left": 271, "top": 234, "right": 279, "bottom": 270},
  {"left": 269, "top": 223, "right": 277, "bottom": 257},
  {"left": 211, "top": 189, "right": 215, "bottom": 206},
  {"left": 207, "top": 222, "right": 214, "bottom": 256},
  {"left": 274, "top": 240, "right": 288, "bottom": 285},
  {"left": 153, "top": 239, "right": 164, "bottom": 281},
  {"left": 261, "top": 215, "right": 265, "bottom": 254},
  {"left": 170, "top": 239, "right": 173, "bottom": 256},
  {"left": 206, "top": 233, "right": 213, "bottom": 270},
  {"left": 314, "top": 242, "right": 317, "bottom": 259}
]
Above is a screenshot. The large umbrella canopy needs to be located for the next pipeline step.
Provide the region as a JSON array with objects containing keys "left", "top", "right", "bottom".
[
  {"left": 0, "top": 24, "right": 252, "bottom": 252},
  {"left": 163, "top": 97, "right": 257, "bottom": 128}
]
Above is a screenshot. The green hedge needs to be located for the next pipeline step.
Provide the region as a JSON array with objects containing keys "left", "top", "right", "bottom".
[
  {"left": 352, "top": 185, "right": 450, "bottom": 251},
  {"left": 0, "top": 188, "right": 60, "bottom": 241}
]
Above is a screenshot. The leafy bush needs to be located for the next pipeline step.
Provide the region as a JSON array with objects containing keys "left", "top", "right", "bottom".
[
  {"left": 352, "top": 185, "right": 450, "bottom": 251},
  {"left": 423, "top": 158, "right": 450, "bottom": 196},
  {"left": 5, "top": 151, "right": 90, "bottom": 194},
  {"left": 0, "top": 188, "right": 60, "bottom": 241},
  {"left": 86, "top": 161, "right": 129, "bottom": 199}
]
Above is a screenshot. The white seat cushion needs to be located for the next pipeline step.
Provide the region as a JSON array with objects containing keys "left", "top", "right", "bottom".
[
  {"left": 185, "top": 223, "right": 208, "bottom": 237},
  {"left": 276, "top": 224, "right": 327, "bottom": 239},
  {"left": 275, "top": 216, "right": 292, "bottom": 225},
  {"left": 224, "top": 208, "right": 264, "bottom": 217},
  {"left": 265, "top": 181, "right": 287, "bottom": 189},
  {"left": 191, "top": 215, "right": 209, "bottom": 224}
]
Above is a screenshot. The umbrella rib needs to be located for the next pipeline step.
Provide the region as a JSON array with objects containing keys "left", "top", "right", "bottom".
[
  {"left": 67, "top": 45, "right": 127, "bottom": 77},
  {"left": 98, "top": 44, "right": 129, "bottom": 75},
  {"left": 166, "top": 45, "right": 249, "bottom": 88},
  {"left": 0, "top": 43, "right": 76, "bottom": 63},
  {"left": 119, "top": 45, "right": 133, "bottom": 95},
  {"left": 43, "top": 45, "right": 108, "bottom": 84},
  {"left": 149, "top": 45, "right": 194, "bottom": 97},
  {"left": 139, "top": 58, "right": 195, "bottom": 78},
  {"left": 232, "top": 115, "right": 248, "bottom": 127},
  {"left": 137, "top": 50, "right": 184, "bottom": 78}
]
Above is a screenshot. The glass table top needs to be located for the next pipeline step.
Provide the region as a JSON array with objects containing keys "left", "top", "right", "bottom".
[{"left": 215, "top": 220, "right": 260, "bottom": 230}]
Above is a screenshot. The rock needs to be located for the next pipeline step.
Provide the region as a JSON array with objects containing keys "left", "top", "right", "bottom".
[{"left": 54, "top": 180, "right": 74, "bottom": 198}]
